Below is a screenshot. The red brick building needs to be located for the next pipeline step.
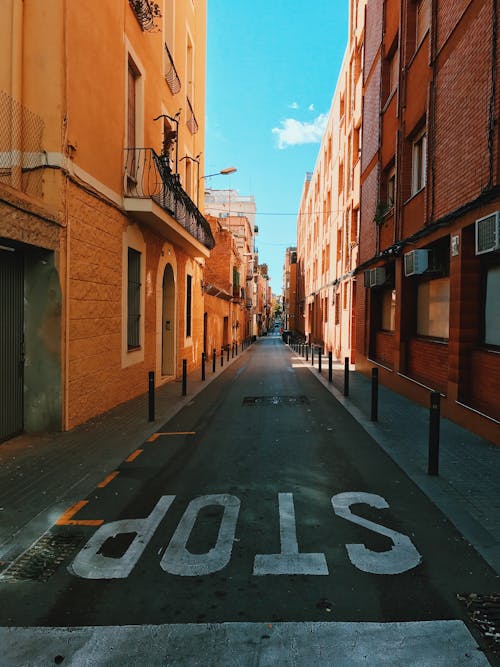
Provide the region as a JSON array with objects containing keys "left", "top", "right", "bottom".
[{"left": 356, "top": 0, "right": 499, "bottom": 443}]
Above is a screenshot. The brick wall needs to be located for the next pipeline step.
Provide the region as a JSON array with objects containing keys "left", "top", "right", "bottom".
[
  {"left": 407, "top": 338, "right": 448, "bottom": 392},
  {"left": 374, "top": 330, "right": 395, "bottom": 368},
  {"left": 433, "top": 2, "right": 492, "bottom": 219},
  {"left": 470, "top": 350, "right": 500, "bottom": 420}
]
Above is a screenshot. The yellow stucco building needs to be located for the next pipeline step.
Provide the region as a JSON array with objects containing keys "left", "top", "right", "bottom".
[{"left": 0, "top": 0, "right": 211, "bottom": 437}]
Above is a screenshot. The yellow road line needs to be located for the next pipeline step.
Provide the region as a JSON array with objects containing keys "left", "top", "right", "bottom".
[
  {"left": 97, "top": 471, "right": 120, "bottom": 488},
  {"left": 147, "top": 431, "right": 196, "bottom": 442},
  {"left": 125, "top": 449, "right": 143, "bottom": 462},
  {"left": 56, "top": 500, "right": 104, "bottom": 526}
]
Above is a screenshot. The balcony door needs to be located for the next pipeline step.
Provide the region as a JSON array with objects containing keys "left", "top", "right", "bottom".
[{"left": 162, "top": 263, "right": 176, "bottom": 377}]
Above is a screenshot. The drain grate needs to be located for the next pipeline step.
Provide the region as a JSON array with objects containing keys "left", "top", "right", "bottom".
[
  {"left": 458, "top": 593, "right": 500, "bottom": 650},
  {"left": 0, "top": 531, "right": 84, "bottom": 582},
  {"left": 243, "top": 395, "right": 309, "bottom": 406}
]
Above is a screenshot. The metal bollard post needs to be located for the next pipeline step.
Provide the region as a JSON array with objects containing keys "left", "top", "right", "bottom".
[
  {"left": 311, "top": 345, "right": 315, "bottom": 366},
  {"left": 371, "top": 367, "right": 378, "bottom": 421},
  {"left": 318, "top": 348, "right": 322, "bottom": 373},
  {"left": 201, "top": 352, "right": 206, "bottom": 381},
  {"left": 428, "top": 391, "right": 441, "bottom": 476},
  {"left": 212, "top": 348, "right": 216, "bottom": 373},
  {"left": 227, "top": 346, "right": 230, "bottom": 362},
  {"left": 182, "top": 359, "right": 187, "bottom": 396},
  {"left": 148, "top": 371, "right": 155, "bottom": 422},
  {"left": 305, "top": 345, "right": 309, "bottom": 361},
  {"left": 232, "top": 343, "right": 234, "bottom": 358},
  {"left": 328, "top": 352, "right": 333, "bottom": 383},
  {"left": 344, "top": 357, "right": 350, "bottom": 397},
  {"left": 221, "top": 348, "right": 224, "bottom": 367}
]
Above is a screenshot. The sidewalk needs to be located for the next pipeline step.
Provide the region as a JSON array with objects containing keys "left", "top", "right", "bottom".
[
  {"left": 288, "top": 343, "right": 500, "bottom": 577},
  {"left": 0, "top": 336, "right": 499, "bottom": 578}
]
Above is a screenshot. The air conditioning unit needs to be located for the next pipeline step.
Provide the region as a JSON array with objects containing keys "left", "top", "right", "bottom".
[
  {"left": 475, "top": 212, "right": 500, "bottom": 255},
  {"left": 404, "top": 249, "right": 429, "bottom": 276},
  {"left": 364, "top": 267, "right": 386, "bottom": 288}
]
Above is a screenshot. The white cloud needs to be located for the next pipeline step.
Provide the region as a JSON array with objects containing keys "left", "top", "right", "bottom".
[
  {"left": 308, "top": 104, "right": 315, "bottom": 111},
  {"left": 288, "top": 101, "right": 299, "bottom": 109},
  {"left": 272, "top": 114, "right": 328, "bottom": 149}
]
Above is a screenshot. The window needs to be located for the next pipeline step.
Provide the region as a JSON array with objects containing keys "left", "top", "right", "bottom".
[
  {"left": 127, "top": 248, "right": 141, "bottom": 349},
  {"left": 381, "top": 289, "right": 396, "bottom": 331},
  {"left": 412, "top": 129, "right": 427, "bottom": 195},
  {"left": 484, "top": 265, "right": 500, "bottom": 346},
  {"left": 417, "top": 277, "right": 450, "bottom": 339},
  {"left": 389, "top": 48, "right": 399, "bottom": 95},
  {"left": 387, "top": 167, "right": 396, "bottom": 208},
  {"left": 416, "top": 0, "right": 431, "bottom": 45},
  {"left": 186, "top": 274, "right": 192, "bottom": 337},
  {"left": 127, "top": 59, "right": 139, "bottom": 150}
]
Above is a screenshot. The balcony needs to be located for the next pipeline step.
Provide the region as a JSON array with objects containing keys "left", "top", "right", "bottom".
[
  {"left": 129, "top": 0, "right": 161, "bottom": 32},
  {"left": 164, "top": 43, "right": 181, "bottom": 95},
  {"left": 186, "top": 97, "right": 199, "bottom": 135},
  {"left": 124, "top": 148, "right": 215, "bottom": 253}
]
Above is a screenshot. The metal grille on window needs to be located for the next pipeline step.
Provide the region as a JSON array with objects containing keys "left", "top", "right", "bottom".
[
  {"left": 186, "top": 274, "right": 192, "bottom": 337},
  {"left": 128, "top": 248, "right": 141, "bottom": 349}
]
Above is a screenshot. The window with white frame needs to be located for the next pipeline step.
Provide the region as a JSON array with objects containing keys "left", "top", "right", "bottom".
[{"left": 412, "top": 129, "right": 427, "bottom": 195}]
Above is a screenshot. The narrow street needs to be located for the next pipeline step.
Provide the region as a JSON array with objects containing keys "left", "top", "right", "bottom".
[{"left": 0, "top": 337, "right": 498, "bottom": 666}]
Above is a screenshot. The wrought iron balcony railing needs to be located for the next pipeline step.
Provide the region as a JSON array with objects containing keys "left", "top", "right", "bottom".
[
  {"left": 186, "top": 97, "right": 199, "bottom": 135},
  {"left": 124, "top": 147, "right": 215, "bottom": 250},
  {"left": 164, "top": 42, "right": 181, "bottom": 95},
  {"left": 129, "top": 0, "right": 161, "bottom": 31}
]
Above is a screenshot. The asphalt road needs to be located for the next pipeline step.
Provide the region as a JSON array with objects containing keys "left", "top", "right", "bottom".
[{"left": 0, "top": 336, "right": 498, "bottom": 666}]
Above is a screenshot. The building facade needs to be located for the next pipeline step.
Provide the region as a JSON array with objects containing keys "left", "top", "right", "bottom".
[
  {"left": 282, "top": 247, "right": 297, "bottom": 332},
  {"left": 296, "top": 0, "right": 365, "bottom": 360},
  {"left": 355, "top": 0, "right": 500, "bottom": 442},
  {"left": 0, "top": 0, "right": 211, "bottom": 438}
]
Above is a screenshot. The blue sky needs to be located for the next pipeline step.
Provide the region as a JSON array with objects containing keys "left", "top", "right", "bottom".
[{"left": 205, "top": 1, "right": 349, "bottom": 291}]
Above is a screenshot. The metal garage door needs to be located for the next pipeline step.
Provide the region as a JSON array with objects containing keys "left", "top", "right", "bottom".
[{"left": 0, "top": 248, "right": 24, "bottom": 442}]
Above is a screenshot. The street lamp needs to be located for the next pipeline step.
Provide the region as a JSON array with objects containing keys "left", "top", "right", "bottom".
[{"left": 201, "top": 166, "right": 237, "bottom": 179}]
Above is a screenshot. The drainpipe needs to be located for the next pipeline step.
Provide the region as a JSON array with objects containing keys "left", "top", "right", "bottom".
[
  {"left": 11, "top": 1, "right": 23, "bottom": 189},
  {"left": 488, "top": 0, "right": 497, "bottom": 189},
  {"left": 428, "top": 0, "right": 439, "bottom": 224}
]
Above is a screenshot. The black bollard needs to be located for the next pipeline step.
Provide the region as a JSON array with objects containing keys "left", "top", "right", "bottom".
[
  {"left": 344, "top": 357, "right": 349, "bottom": 397},
  {"left": 305, "top": 345, "right": 309, "bottom": 361},
  {"left": 311, "top": 346, "right": 315, "bottom": 366},
  {"left": 201, "top": 352, "right": 206, "bottom": 381},
  {"left": 148, "top": 371, "right": 155, "bottom": 422},
  {"left": 371, "top": 367, "right": 378, "bottom": 421},
  {"left": 328, "top": 352, "right": 333, "bottom": 383},
  {"left": 428, "top": 391, "right": 441, "bottom": 476},
  {"left": 236, "top": 342, "right": 238, "bottom": 356},
  {"left": 221, "top": 348, "right": 224, "bottom": 367},
  {"left": 227, "top": 346, "right": 230, "bottom": 362},
  {"left": 212, "top": 348, "right": 216, "bottom": 373},
  {"left": 182, "top": 359, "right": 187, "bottom": 396},
  {"left": 318, "top": 348, "right": 322, "bottom": 373}
]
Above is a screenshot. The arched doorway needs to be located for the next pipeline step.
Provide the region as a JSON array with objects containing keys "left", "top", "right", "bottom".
[{"left": 162, "top": 263, "right": 175, "bottom": 376}]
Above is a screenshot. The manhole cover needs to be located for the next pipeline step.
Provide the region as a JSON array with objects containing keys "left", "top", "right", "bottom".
[
  {"left": 458, "top": 593, "right": 500, "bottom": 650},
  {"left": 0, "top": 531, "right": 84, "bottom": 582},
  {"left": 243, "top": 395, "right": 309, "bottom": 406}
]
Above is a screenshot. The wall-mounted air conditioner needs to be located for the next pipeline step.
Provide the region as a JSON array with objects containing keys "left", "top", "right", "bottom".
[
  {"left": 404, "top": 249, "right": 429, "bottom": 276},
  {"left": 475, "top": 212, "right": 500, "bottom": 255},
  {"left": 363, "top": 267, "right": 386, "bottom": 288}
]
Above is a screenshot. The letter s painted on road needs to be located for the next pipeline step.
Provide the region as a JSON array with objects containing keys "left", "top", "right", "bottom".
[{"left": 331, "top": 492, "right": 422, "bottom": 575}]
